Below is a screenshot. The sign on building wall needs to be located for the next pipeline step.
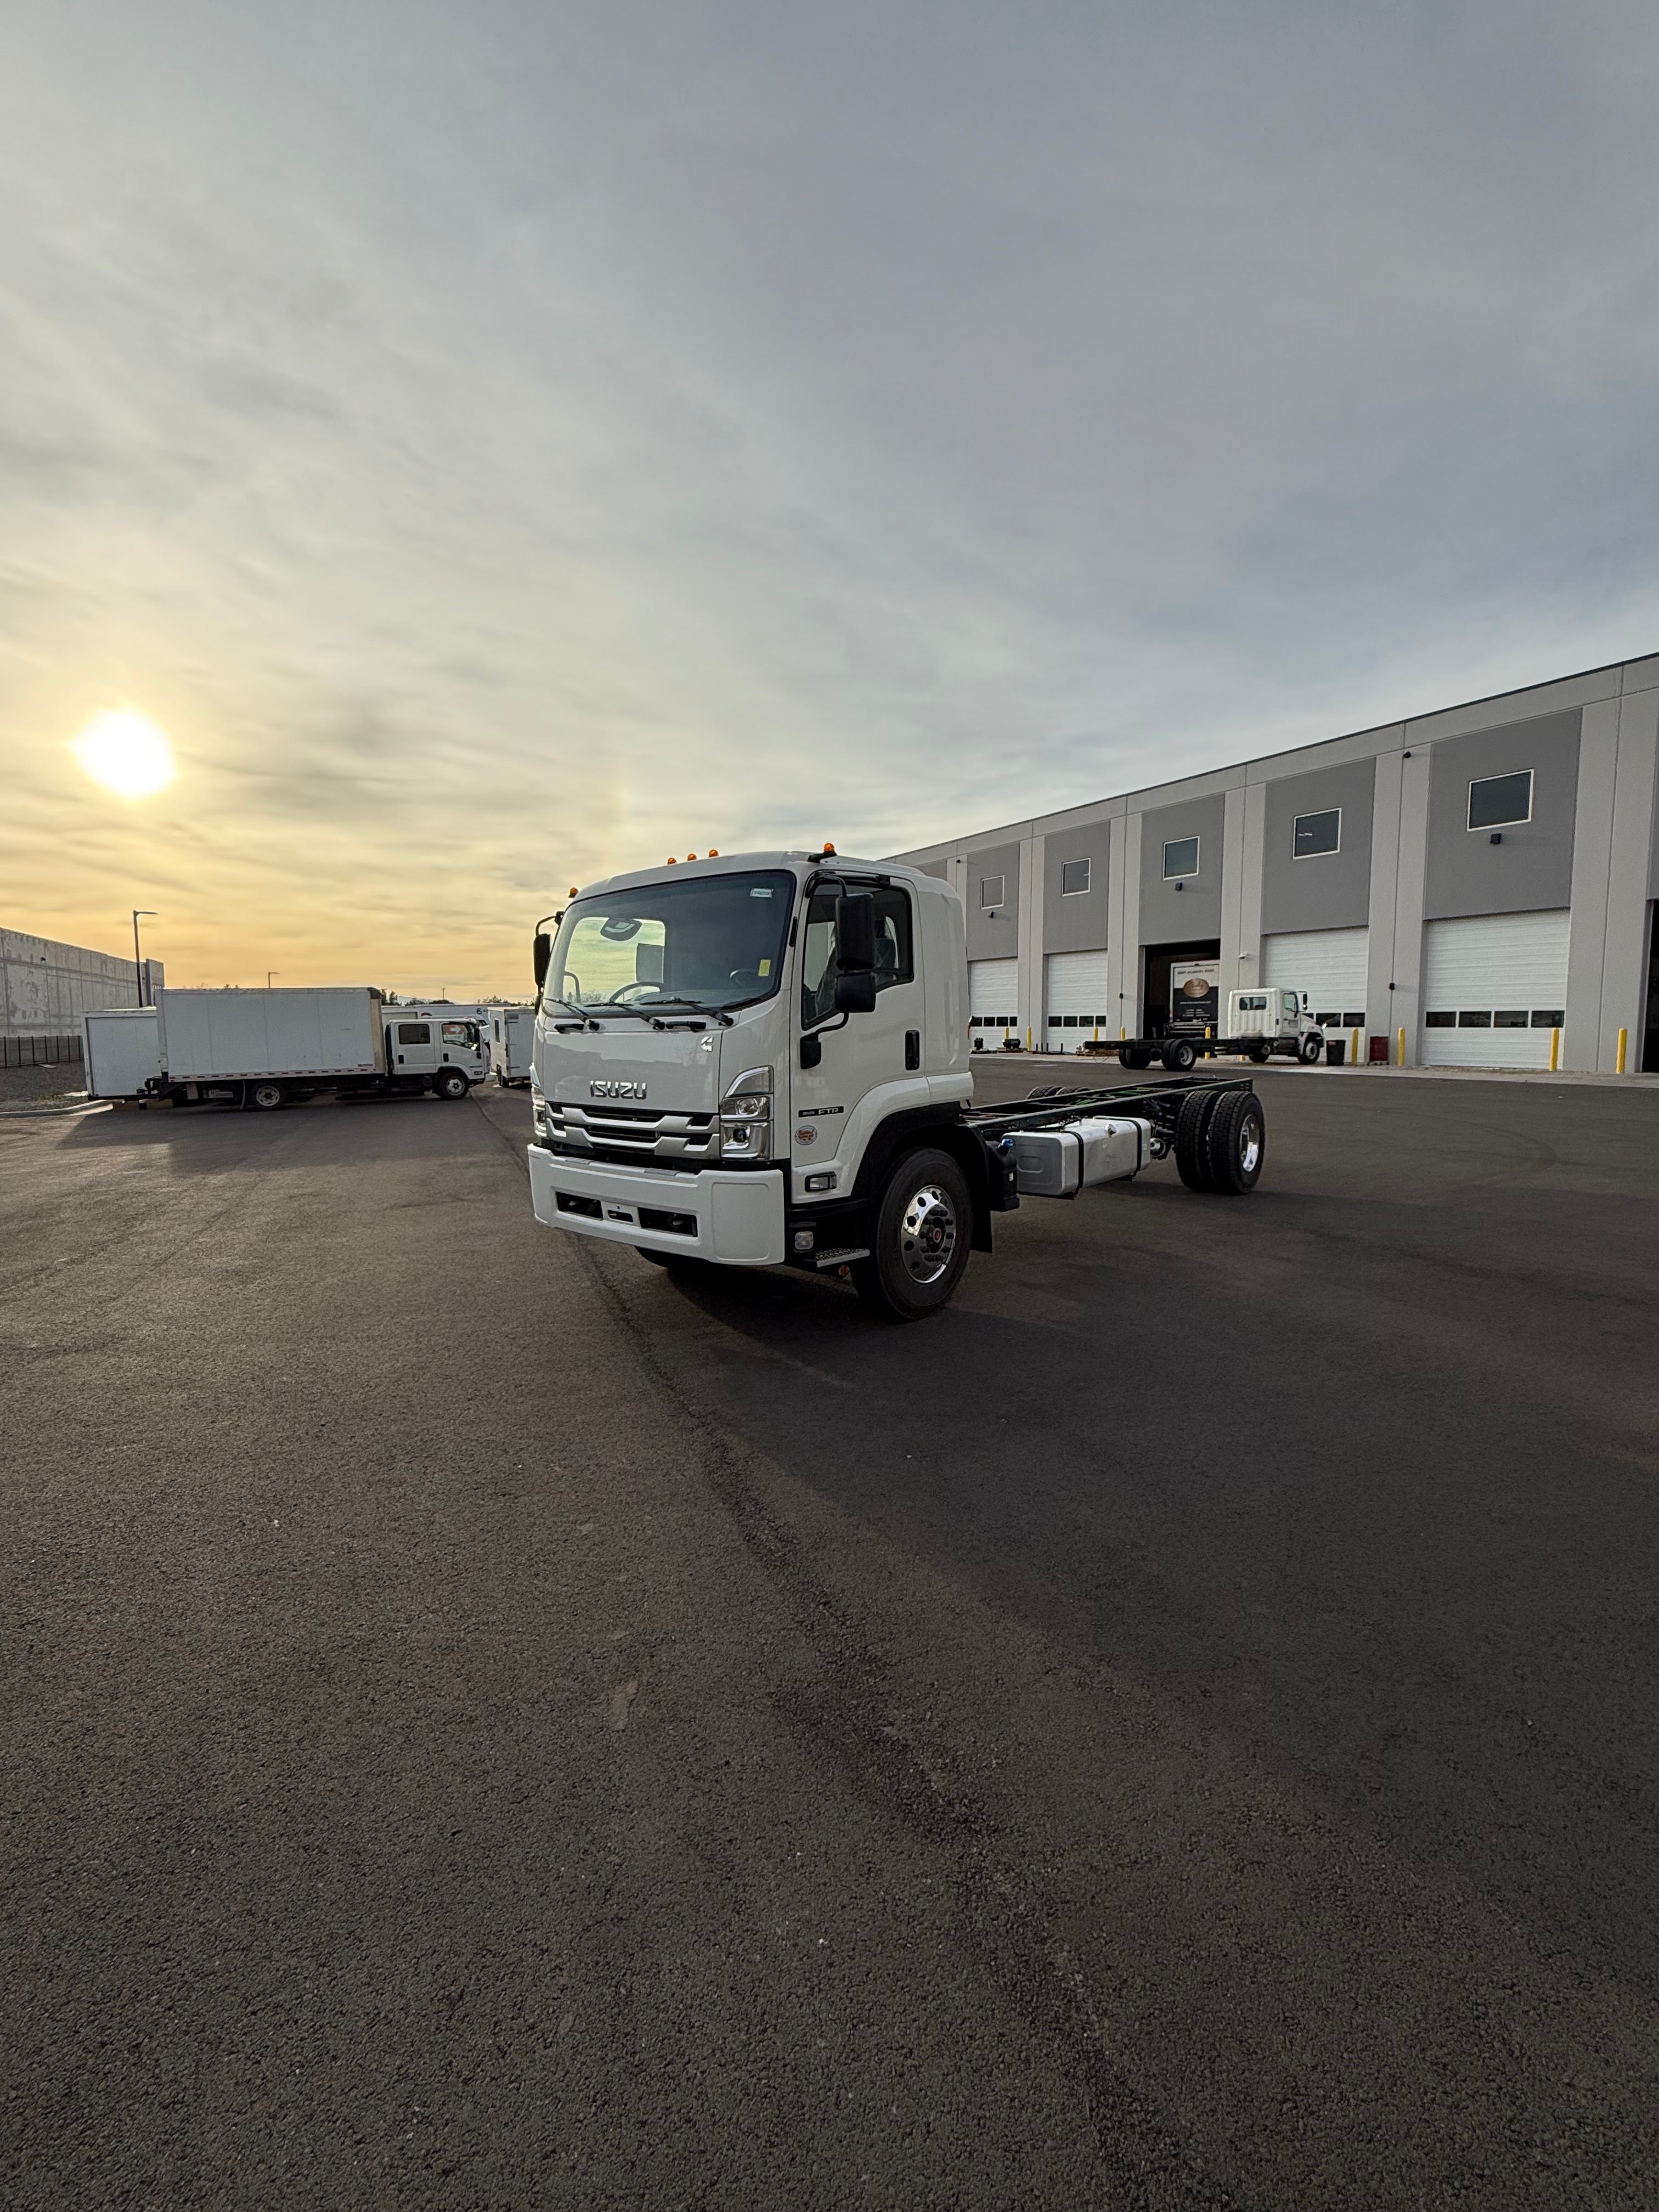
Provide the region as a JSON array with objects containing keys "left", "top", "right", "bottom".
[{"left": 1168, "top": 960, "right": 1221, "bottom": 1031}]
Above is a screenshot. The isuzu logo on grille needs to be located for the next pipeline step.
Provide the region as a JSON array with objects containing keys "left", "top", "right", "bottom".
[{"left": 590, "top": 1079, "right": 647, "bottom": 1099}]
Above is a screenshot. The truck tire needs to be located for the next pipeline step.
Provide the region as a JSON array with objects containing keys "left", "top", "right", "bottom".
[
  {"left": 435, "top": 1068, "right": 471, "bottom": 1100},
  {"left": 851, "top": 1148, "right": 972, "bottom": 1323},
  {"left": 249, "top": 1080, "right": 285, "bottom": 1111},
  {"left": 1206, "top": 1091, "right": 1266, "bottom": 1194},
  {"left": 1299, "top": 1033, "right": 1323, "bottom": 1065},
  {"left": 1248, "top": 1044, "right": 1270, "bottom": 1065},
  {"left": 1118, "top": 1046, "right": 1152, "bottom": 1071},
  {"left": 1163, "top": 1037, "right": 1198, "bottom": 1073},
  {"left": 1174, "top": 1088, "right": 1223, "bottom": 1191}
]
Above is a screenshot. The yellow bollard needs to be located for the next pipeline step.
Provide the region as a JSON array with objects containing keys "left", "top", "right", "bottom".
[
  {"left": 1350, "top": 1026, "right": 1359, "bottom": 1068},
  {"left": 1026, "top": 1025, "right": 1032, "bottom": 1053},
  {"left": 1119, "top": 1025, "right": 1126, "bottom": 1040},
  {"left": 1549, "top": 1026, "right": 1560, "bottom": 1072},
  {"left": 1617, "top": 1027, "right": 1628, "bottom": 1074},
  {"left": 1397, "top": 1025, "right": 1406, "bottom": 1067}
]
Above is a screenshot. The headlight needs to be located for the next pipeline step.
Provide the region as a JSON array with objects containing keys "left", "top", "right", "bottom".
[{"left": 719, "top": 1064, "right": 772, "bottom": 1156}]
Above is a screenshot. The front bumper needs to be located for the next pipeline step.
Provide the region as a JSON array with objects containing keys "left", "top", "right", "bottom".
[{"left": 527, "top": 1147, "right": 785, "bottom": 1266}]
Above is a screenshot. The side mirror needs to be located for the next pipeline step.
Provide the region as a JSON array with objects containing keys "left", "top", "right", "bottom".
[
  {"left": 834, "top": 970, "right": 878, "bottom": 1015},
  {"left": 837, "top": 891, "right": 877, "bottom": 973},
  {"left": 533, "top": 933, "right": 551, "bottom": 989}
]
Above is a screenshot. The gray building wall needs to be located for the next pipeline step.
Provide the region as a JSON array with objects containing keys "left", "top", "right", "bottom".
[
  {"left": 1139, "top": 796, "right": 1224, "bottom": 944},
  {"left": 1260, "top": 759, "right": 1375, "bottom": 935},
  {"left": 2, "top": 927, "right": 162, "bottom": 1040},
  {"left": 1423, "top": 710, "right": 1581, "bottom": 919},
  {"left": 963, "top": 839, "right": 1020, "bottom": 961},
  {"left": 1042, "top": 817, "right": 1113, "bottom": 953},
  {"left": 891, "top": 651, "right": 1659, "bottom": 1074}
]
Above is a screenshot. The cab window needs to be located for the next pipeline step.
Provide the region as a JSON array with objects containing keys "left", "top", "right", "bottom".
[
  {"left": 441, "top": 1022, "right": 476, "bottom": 1046},
  {"left": 396, "top": 1023, "right": 431, "bottom": 1045},
  {"left": 801, "top": 884, "right": 914, "bottom": 1026}
]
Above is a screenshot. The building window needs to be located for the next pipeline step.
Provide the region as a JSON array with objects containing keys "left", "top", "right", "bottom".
[
  {"left": 1468, "top": 769, "right": 1533, "bottom": 830},
  {"left": 1293, "top": 808, "right": 1341, "bottom": 857},
  {"left": 1163, "top": 836, "right": 1199, "bottom": 879},
  {"left": 1060, "top": 857, "right": 1091, "bottom": 895},
  {"left": 980, "top": 874, "right": 1006, "bottom": 907}
]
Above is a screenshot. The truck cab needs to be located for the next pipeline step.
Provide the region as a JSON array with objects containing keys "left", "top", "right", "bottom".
[
  {"left": 1227, "top": 988, "right": 1325, "bottom": 1064},
  {"left": 526, "top": 852, "right": 983, "bottom": 1317},
  {"left": 383, "top": 1007, "right": 487, "bottom": 1092}
]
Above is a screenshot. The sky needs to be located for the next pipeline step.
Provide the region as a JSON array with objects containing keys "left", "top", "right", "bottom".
[{"left": 4, "top": 1, "right": 1659, "bottom": 993}]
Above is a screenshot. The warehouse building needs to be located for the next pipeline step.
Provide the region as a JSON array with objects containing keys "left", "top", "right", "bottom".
[
  {"left": 1, "top": 927, "right": 163, "bottom": 1069},
  {"left": 891, "top": 652, "right": 1659, "bottom": 1074}
]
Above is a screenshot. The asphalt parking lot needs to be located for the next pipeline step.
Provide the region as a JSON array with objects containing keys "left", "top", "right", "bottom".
[{"left": 4, "top": 1067, "right": 1658, "bottom": 2209}]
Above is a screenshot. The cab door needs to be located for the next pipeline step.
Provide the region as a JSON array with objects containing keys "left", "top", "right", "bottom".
[
  {"left": 790, "top": 880, "right": 925, "bottom": 1186},
  {"left": 390, "top": 1019, "right": 439, "bottom": 1074}
]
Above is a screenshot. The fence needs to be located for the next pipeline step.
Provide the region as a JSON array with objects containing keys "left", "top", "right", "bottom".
[{"left": 1, "top": 1034, "right": 84, "bottom": 1069}]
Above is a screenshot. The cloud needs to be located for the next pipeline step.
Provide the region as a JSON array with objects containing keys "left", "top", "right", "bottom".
[{"left": 2, "top": 0, "right": 1658, "bottom": 986}]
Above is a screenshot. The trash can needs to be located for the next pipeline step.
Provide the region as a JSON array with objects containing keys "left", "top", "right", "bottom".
[
  {"left": 1325, "top": 1037, "right": 1346, "bottom": 1066},
  {"left": 1368, "top": 1035, "right": 1390, "bottom": 1064}
]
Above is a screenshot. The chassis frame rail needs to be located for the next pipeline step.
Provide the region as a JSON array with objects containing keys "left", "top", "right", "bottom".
[{"left": 962, "top": 1072, "right": 1256, "bottom": 1152}]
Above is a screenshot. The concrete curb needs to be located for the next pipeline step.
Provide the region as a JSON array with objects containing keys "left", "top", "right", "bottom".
[{"left": 0, "top": 1098, "right": 110, "bottom": 1120}]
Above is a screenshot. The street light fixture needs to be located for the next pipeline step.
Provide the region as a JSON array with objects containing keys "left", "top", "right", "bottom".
[{"left": 132, "top": 911, "right": 157, "bottom": 1006}]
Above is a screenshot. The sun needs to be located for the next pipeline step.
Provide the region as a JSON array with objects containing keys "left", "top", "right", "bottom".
[{"left": 70, "top": 708, "right": 177, "bottom": 799}]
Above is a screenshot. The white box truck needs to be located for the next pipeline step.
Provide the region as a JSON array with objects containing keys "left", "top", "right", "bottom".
[
  {"left": 488, "top": 1005, "right": 535, "bottom": 1087},
  {"left": 524, "top": 851, "right": 1267, "bottom": 1321},
  {"left": 138, "top": 989, "right": 486, "bottom": 1109},
  {"left": 82, "top": 1007, "right": 163, "bottom": 1099}
]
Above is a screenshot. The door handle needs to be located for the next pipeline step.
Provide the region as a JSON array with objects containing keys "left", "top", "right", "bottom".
[{"left": 905, "top": 1029, "right": 921, "bottom": 1071}]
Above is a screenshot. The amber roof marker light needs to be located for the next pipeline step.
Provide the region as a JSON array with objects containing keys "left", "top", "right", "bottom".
[{"left": 822, "top": 841, "right": 837, "bottom": 855}]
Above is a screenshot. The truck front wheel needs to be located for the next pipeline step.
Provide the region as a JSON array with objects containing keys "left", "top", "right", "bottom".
[
  {"left": 1163, "top": 1037, "right": 1198, "bottom": 1072},
  {"left": 1299, "top": 1033, "right": 1323, "bottom": 1064},
  {"left": 435, "top": 1068, "right": 471, "bottom": 1100},
  {"left": 852, "top": 1148, "right": 972, "bottom": 1323},
  {"left": 249, "top": 1081, "right": 285, "bottom": 1111}
]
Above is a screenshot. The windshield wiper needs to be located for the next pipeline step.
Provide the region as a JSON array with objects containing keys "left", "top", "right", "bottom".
[
  {"left": 549, "top": 997, "right": 600, "bottom": 1029},
  {"left": 637, "top": 996, "right": 734, "bottom": 1027}
]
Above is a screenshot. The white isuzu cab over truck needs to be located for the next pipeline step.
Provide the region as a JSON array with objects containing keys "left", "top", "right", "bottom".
[{"left": 526, "top": 851, "right": 1267, "bottom": 1321}]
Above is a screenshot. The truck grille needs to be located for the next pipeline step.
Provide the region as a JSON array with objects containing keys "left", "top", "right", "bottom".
[{"left": 543, "top": 1100, "right": 718, "bottom": 1164}]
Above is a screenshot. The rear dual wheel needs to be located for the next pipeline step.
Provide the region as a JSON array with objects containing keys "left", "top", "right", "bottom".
[
  {"left": 1162, "top": 1038, "right": 1199, "bottom": 1073},
  {"left": 1175, "top": 1088, "right": 1265, "bottom": 1195}
]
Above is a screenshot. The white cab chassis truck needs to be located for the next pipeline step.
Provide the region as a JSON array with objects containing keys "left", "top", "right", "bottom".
[
  {"left": 139, "top": 988, "right": 486, "bottom": 1109},
  {"left": 1117, "top": 986, "right": 1325, "bottom": 1072},
  {"left": 527, "top": 853, "right": 1267, "bottom": 1321}
]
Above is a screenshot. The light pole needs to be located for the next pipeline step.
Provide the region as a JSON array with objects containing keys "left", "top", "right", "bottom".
[
  {"left": 267, "top": 972, "right": 280, "bottom": 989},
  {"left": 132, "top": 911, "right": 157, "bottom": 1006}
]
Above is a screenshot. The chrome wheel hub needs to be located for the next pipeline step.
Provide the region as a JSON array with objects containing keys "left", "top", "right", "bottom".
[
  {"left": 1240, "top": 1121, "right": 1261, "bottom": 1174},
  {"left": 899, "top": 1183, "right": 958, "bottom": 1285}
]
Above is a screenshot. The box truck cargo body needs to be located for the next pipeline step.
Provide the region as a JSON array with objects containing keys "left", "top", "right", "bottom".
[
  {"left": 159, "top": 988, "right": 382, "bottom": 1081},
  {"left": 489, "top": 1005, "right": 535, "bottom": 1086},
  {"left": 82, "top": 1007, "right": 163, "bottom": 1099}
]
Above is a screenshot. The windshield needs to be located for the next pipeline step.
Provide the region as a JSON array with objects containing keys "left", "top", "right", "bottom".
[{"left": 550, "top": 870, "right": 797, "bottom": 1013}]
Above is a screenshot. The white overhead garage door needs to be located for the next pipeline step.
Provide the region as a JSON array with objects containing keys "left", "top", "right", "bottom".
[
  {"left": 1420, "top": 910, "right": 1568, "bottom": 1068},
  {"left": 1044, "top": 950, "right": 1111, "bottom": 1052},
  {"left": 968, "top": 957, "right": 1019, "bottom": 1049},
  {"left": 1262, "top": 927, "right": 1368, "bottom": 1032}
]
